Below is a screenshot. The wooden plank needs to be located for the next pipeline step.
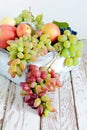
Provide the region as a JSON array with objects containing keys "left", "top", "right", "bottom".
[
  {"left": 71, "top": 41, "right": 87, "bottom": 130},
  {"left": 81, "top": 40, "right": 87, "bottom": 77},
  {"left": 60, "top": 72, "right": 77, "bottom": 130},
  {"left": 2, "top": 83, "right": 40, "bottom": 130},
  {"left": 0, "top": 75, "right": 10, "bottom": 130},
  {"left": 41, "top": 89, "right": 60, "bottom": 130}
]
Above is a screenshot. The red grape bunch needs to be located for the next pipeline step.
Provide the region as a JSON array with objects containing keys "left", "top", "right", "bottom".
[{"left": 20, "top": 64, "right": 61, "bottom": 117}]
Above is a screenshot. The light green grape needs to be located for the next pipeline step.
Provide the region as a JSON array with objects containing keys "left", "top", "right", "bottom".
[
  {"left": 58, "top": 34, "right": 67, "bottom": 42},
  {"left": 63, "top": 40, "right": 71, "bottom": 48},
  {"left": 64, "top": 30, "right": 71, "bottom": 36},
  {"left": 65, "top": 58, "right": 73, "bottom": 67},
  {"left": 54, "top": 42, "right": 63, "bottom": 51},
  {"left": 70, "top": 50, "right": 76, "bottom": 57},
  {"left": 69, "top": 35, "right": 78, "bottom": 44},
  {"left": 40, "top": 34, "right": 49, "bottom": 42},
  {"left": 76, "top": 50, "right": 82, "bottom": 57},
  {"left": 76, "top": 41, "right": 84, "bottom": 50},
  {"left": 17, "top": 52, "right": 24, "bottom": 59},
  {"left": 44, "top": 109, "right": 50, "bottom": 117},
  {"left": 18, "top": 46, "right": 24, "bottom": 52},
  {"left": 61, "top": 48, "right": 70, "bottom": 58},
  {"left": 69, "top": 44, "right": 77, "bottom": 52},
  {"left": 15, "top": 16, "right": 23, "bottom": 24},
  {"left": 73, "top": 58, "right": 79, "bottom": 66}
]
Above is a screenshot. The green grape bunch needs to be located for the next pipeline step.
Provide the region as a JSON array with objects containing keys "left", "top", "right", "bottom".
[
  {"left": 14, "top": 9, "right": 44, "bottom": 30},
  {"left": 7, "top": 33, "right": 55, "bottom": 77},
  {"left": 53, "top": 30, "right": 84, "bottom": 67}
]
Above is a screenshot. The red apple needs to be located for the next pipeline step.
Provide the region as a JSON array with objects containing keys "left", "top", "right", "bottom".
[
  {"left": 42, "top": 23, "right": 61, "bottom": 42},
  {"left": 16, "top": 23, "right": 32, "bottom": 37},
  {"left": 0, "top": 25, "right": 17, "bottom": 49}
]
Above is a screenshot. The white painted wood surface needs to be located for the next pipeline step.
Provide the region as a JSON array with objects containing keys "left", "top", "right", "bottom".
[{"left": 0, "top": 40, "right": 87, "bottom": 130}]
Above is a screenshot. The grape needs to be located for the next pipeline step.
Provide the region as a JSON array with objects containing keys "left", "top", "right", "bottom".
[
  {"left": 18, "top": 46, "right": 24, "bottom": 52},
  {"left": 53, "top": 42, "right": 63, "bottom": 51},
  {"left": 70, "top": 50, "right": 76, "bottom": 57},
  {"left": 49, "top": 69, "right": 57, "bottom": 78},
  {"left": 58, "top": 34, "right": 67, "bottom": 42},
  {"left": 73, "top": 58, "right": 79, "bottom": 66},
  {"left": 64, "top": 30, "right": 71, "bottom": 36},
  {"left": 15, "top": 16, "right": 23, "bottom": 24},
  {"left": 76, "top": 50, "right": 82, "bottom": 57},
  {"left": 61, "top": 48, "right": 70, "bottom": 58},
  {"left": 63, "top": 40, "right": 71, "bottom": 48},
  {"left": 69, "top": 35, "right": 78, "bottom": 44},
  {"left": 38, "top": 105, "right": 44, "bottom": 116},
  {"left": 65, "top": 58, "right": 73, "bottom": 67},
  {"left": 76, "top": 41, "right": 84, "bottom": 50},
  {"left": 23, "top": 95, "right": 31, "bottom": 103},
  {"left": 41, "top": 71, "right": 47, "bottom": 79},
  {"left": 69, "top": 44, "right": 77, "bottom": 52},
  {"left": 34, "top": 98, "right": 41, "bottom": 108},
  {"left": 20, "top": 64, "right": 61, "bottom": 116},
  {"left": 17, "top": 52, "right": 24, "bottom": 59},
  {"left": 44, "top": 109, "right": 50, "bottom": 117}
]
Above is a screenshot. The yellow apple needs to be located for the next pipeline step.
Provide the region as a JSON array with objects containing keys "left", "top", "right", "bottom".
[
  {"left": 0, "top": 17, "right": 16, "bottom": 26},
  {"left": 42, "top": 23, "right": 61, "bottom": 42}
]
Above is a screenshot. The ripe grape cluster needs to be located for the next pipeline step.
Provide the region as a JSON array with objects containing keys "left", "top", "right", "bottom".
[
  {"left": 15, "top": 10, "right": 44, "bottom": 29},
  {"left": 20, "top": 64, "right": 61, "bottom": 117},
  {"left": 54, "top": 30, "right": 84, "bottom": 67},
  {"left": 7, "top": 34, "right": 55, "bottom": 77}
]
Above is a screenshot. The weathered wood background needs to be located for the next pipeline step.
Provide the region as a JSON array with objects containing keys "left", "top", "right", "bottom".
[{"left": 0, "top": 40, "right": 87, "bottom": 130}]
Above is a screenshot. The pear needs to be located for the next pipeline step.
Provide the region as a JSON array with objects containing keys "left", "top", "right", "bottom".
[{"left": 0, "top": 17, "right": 16, "bottom": 26}]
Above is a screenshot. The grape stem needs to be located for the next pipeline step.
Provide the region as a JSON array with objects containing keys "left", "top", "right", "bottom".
[{"left": 48, "top": 53, "right": 60, "bottom": 69}]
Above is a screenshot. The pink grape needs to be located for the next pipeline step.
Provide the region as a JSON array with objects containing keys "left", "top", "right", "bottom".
[
  {"left": 41, "top": 71, "right": 47, "bottom": 79},
  {"left": 22, "top": 84, "right": 29, "bottom": 91},
  {"left": 27, "top": 89, "right": 33, "bottom": 95},
  {"left": 38, "top": 105, "right": 44, "bottom": 116},
  {"left": 50, "top": 69, "right": 56, "bottom": 78},
  {"left": 28, "top": 64, "right": 39, "bottom": 71},
  {"left": 32, "top": 70, "right": 41, "bottom": 78},
  {"left": 23, "top": 95, "right": 31, "bottom": 103},
  {"left": 26, "top": 76, "right": 36, "bottom": 83}
]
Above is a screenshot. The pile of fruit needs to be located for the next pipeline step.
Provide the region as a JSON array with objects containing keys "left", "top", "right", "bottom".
[{"left": 0, "top": 9, "right": 84, "bottom": 116}]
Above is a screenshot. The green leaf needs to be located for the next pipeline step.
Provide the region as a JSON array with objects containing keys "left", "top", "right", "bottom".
[
  {"left": 35, "top": 14, "right": 44, "bottom": 29},
  {"left": 53, "top": 20, "right": 69, "bottom": 28}
]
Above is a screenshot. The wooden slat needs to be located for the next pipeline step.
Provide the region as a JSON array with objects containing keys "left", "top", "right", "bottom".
[
  {"left": 0, "top": 75, "right": 10, "bottom": 130},
  {"left": 41, "top": 89, "right": 60, "bottom": 130},
  {"left": 81, "top": 40, "right": 87, "bottom": 77},
  {"left": 71, "top": 63, "right": 87, "bottom": 130},
  {"left": 71, "top": 41, "right": 87, "bottom": 130},
  {"left": 60, "top": 72, "right": 77, "bottom": 130},
  {"left": 2, "top": 83, "right": 40, "bottom": 130}
]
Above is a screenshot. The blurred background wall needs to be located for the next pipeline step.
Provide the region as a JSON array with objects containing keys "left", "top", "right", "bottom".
[{"left": 0, "top": 0, "right": 87, "bottom": 39}]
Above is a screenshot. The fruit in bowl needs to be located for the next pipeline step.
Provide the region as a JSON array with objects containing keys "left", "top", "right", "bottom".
[
  {"left": 42, "top": 23, "right": 60, "bottom": 42},
  {"left": 0, "top": 25, "right": 17, "bottom": 49},
  {"left": 16, "top": 23, "right": 32, "bottom": 37},
  {"left": 0, "top": 17, "right": 16, "bottom": 26},
  {"left": 0, "top": 9, "right": 84, "bottom": 117}
]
